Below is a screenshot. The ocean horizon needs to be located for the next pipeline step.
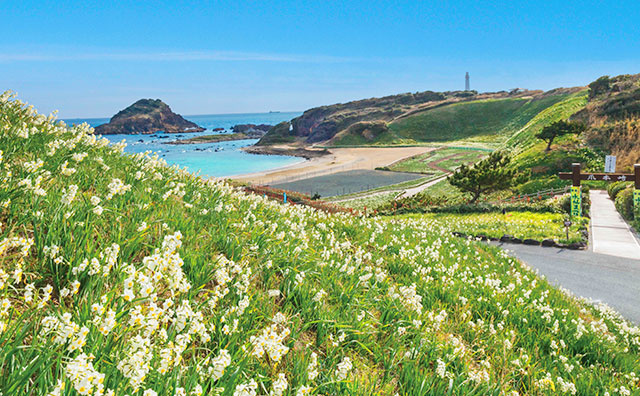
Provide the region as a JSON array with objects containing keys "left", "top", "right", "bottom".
[{"left": 63, "top": 111, "right": 303, "bottom": 178}]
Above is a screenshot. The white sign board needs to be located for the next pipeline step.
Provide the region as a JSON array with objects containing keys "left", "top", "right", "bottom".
[{"left": 605, "top": 155, "right": 616, "bottom": 173}]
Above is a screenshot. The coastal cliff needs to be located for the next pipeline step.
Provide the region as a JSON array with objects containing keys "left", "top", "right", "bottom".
[{"left": 95, "top": 99, "right": 205, "bottom": 135}]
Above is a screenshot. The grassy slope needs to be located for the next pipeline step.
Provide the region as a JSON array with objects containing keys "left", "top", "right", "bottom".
[
  {"left": 1, "top": 94, "right": 639, "bottom": 395},
  {"left": 504, "top": 91, "right": 605, "bottom": 194},
  {"left": 329, "top": 121, "right": 409, "bottom": 147},
  {"left": 505, "top": 91, "right": 588, "bottom": 152},
  {"left": 387, "top": 95, "right": 570, "bottom": 146},
  {"left": 409, "top": 91, "right": 590, "bottom": 198}
]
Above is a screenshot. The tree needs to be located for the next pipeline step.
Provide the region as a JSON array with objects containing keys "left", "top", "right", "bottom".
[
  {"left": 588, "top": 75, "right": 610, "bottom": 99},
  {"left": 535, "top": 120, "right": 586, "bottom": 152},
  {"left": 447, "top": 151, "right": 519, "bottom": 203}
]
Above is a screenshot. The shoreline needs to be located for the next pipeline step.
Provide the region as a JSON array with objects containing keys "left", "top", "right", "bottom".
[{"left": 231, "top": 144, "right": 437, "bottom": 185}]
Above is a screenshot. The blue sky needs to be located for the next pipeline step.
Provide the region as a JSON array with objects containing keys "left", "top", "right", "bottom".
[{"left": 1, "top": 0, "right": 639, "bottom": 118}]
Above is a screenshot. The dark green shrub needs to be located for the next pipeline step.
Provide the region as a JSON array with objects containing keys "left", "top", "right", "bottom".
[
  {"left": 377, "top": 194, "right": 560, "bottom": 216},
  {"left": 588, "top": 75, "right": 610, "bottom": 99},
  {"left": 376, "top": 194, "right": 451, "bottom": 215},
  {"left": 615, "top": 188, "right": 634, "bottom": 220},
  {"left": 607, "top": 181, "right": 631, "bottom": 199},
  {"left": 429, "top": 201, "right": 559, "bottom": 214}
]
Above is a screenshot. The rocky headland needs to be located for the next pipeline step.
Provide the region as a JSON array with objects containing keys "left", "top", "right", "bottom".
[{"left": 95, "top": 99, "right": 205, "bottom": 135}]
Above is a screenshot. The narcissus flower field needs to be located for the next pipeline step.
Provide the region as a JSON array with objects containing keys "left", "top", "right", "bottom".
[{"left": 0, "top": 91, "right": 638, "bottom": 395}]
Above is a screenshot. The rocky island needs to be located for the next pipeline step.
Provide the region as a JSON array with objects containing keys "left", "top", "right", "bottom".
[
  {"left": 231, "top": 124, "right": 272, "bottom": 134},
  {"left": 168, "top": 124, "right": 273, "bottom": 145},
  {"left": 167, "top": 133, "right": 251, "bottom": 145},
  {"left": 94, "top": 99, "right": 205, "bottom": 135}
]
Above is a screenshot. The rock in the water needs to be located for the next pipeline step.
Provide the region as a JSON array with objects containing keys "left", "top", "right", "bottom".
[
  {"left": 231, "top": 124, "right": 272, "bottom": 136},
  {"left": 94, "top": 99, "right": 205, "bottom": 135}
]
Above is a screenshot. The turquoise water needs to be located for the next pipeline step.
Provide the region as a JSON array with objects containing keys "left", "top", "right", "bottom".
[{"left": 64, "top": 112, "right": 302, "bottom": 177}]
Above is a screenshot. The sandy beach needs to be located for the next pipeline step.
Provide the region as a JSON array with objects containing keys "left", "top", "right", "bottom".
[{"left": 231, "top": 145, "right": 436, "bottom": 184}]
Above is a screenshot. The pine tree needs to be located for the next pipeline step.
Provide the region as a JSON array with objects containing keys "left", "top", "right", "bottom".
[
  {"left": 536, "top": 120, "right": 586, "bottom": 152},
  {"left": 448, "top": 151, "right": 517, "bottom": 203}
]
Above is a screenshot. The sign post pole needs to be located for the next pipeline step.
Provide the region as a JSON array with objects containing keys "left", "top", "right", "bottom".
[
  {"left": 570, "top": 163, "right": 581, "bottom": 217},
  {"left": 559, "top": 163, "right": 640, "bottom": 217},
  {"left": 635, "top": 164, "right": 640, "bottom": 214}
]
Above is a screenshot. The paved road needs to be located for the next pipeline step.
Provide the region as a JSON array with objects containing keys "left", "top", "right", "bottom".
[
  {"left": 491, "top": 242, "right": 640, "bottom": 324},
  {"left": 590, "top": 190, "right": 640, "bottom": 259},
  {"left": 400, "top": 175, "right": 448, "bottom": 198}
]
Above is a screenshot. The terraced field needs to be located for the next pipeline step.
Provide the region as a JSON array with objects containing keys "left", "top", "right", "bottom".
[{"left": 386, "top": 147, "right": 489, "bottom": 174}]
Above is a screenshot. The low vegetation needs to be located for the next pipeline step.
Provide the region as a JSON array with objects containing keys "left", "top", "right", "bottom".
[
  {"left": 255, "top": 121, "right": 295, "bottom": 145},
  {"left": 334, "top": 192, "right": 400, "bottom": 211},
  {"left": 2, "top": 92, "right": 640, "bottom": 395},
  {"left": 401, "top": 212, "right": 588, "bottom": 244},
  {"left": 608, "top": 181, "right": 639, "bottom": 227}
]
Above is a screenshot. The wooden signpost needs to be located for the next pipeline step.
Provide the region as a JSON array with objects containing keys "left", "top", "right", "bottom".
[{"left": 559, "top": 163, "right": 640, "bottom": 217}]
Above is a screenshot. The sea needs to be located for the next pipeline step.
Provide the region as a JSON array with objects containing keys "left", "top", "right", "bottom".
[{"left": 63, "top": 112, "right": 303, "bottom": 178}]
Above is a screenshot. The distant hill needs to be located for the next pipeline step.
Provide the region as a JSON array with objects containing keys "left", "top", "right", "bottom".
[
  {"left": 95, "top": 99, "right": 205, "bottom": 135},
  {"left": 257, "top": 88, "right": 583, "bottom": 147}
]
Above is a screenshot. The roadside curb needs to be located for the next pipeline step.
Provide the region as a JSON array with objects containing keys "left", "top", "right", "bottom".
[{"left": 452, "top": 232, "right": 588, "bottom": 250}]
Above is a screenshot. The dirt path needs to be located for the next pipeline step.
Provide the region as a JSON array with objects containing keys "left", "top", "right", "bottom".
[{"left": 399, "top": 176, "right": 448, "bottom": 198}]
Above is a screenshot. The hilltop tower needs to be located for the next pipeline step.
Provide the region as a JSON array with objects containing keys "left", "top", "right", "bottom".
[{"left": 465, "top": 72, "right": 470, "bottom": 91}]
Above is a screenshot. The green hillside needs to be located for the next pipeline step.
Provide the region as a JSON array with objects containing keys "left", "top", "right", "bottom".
[
  {"left": 388, "top": 94, "right": 573, "bottom": 146},
  {"left": 504, "top": 90, "right": 588, "bottom": 151},
  {"left": 327, "top": 91, "right": 579, "bottom": 148},
  {"left": 1, "top": 92, "right": 639, "bottom": 395}
]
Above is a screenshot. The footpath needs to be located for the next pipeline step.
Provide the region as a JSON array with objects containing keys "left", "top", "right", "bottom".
[
  {"left": 493, "top": 190, "right": 640, "bottom": 324},
  {"left": 589, "top": 190, "right": 640, "bottom": 259}
]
